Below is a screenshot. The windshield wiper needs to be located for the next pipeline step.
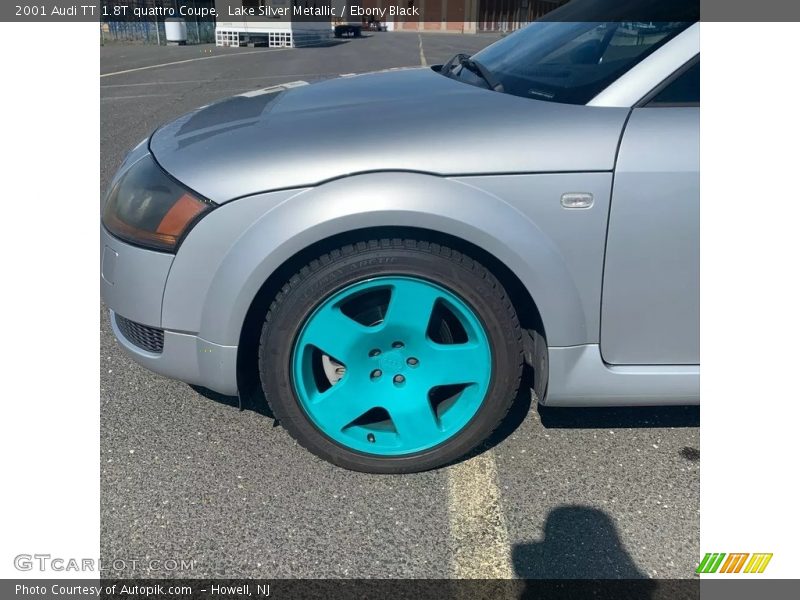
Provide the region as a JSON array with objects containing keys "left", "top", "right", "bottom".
[
  {"left": 440, "top": 53, "right": 504, "bottom": 92},
  {"left": 440, "top": 53, "right": 470, "bottom": 78},
  {"left": 462, "top": 58, "right": 504, "bottom": 92}
]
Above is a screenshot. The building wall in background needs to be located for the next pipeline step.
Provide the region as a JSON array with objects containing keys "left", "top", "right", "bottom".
[{"left": 393, "top": 0, "right": 566, "bottom": 33}]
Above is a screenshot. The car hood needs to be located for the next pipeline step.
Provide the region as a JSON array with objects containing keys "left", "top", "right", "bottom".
[{"left": 150, "top": 68, "right": 629, "bottom": 203}]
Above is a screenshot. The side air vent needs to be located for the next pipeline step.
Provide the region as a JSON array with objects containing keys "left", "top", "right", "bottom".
[{"left": 114, "top": 313, "right": 164, "bottom": 353}]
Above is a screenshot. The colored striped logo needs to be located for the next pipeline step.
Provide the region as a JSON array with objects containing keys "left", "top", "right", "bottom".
[{"left": 696, "top": 553, "right": 773, "bottom": 574}]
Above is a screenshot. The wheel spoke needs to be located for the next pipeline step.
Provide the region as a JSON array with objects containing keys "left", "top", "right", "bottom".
[
  {"left": 308, "top": 378, "right": 378, "bottom": 433},
  {"left": 382, "top": 279, "right": 440, "bottom": 335},
  {"left": 299, "top": 304, "right": 372, "bottom": 361},
  {"left": 426, "top": 342, "right": 489, "bottom": 387},
  {"left": 388, "top": 397, "right": 442, "bottom": 446}
]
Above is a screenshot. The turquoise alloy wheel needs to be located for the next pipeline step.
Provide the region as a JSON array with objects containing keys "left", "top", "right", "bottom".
[
  {"left": 259, "top": 238, "right": 524, "bottom": 472},
  {"left": 290, "top": 276, "right": 493, "bottom": 456}
]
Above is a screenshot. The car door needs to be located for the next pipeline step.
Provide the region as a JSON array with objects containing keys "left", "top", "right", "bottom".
[{"left": 601, "top": 59, "right": 700, "bottom": 365}]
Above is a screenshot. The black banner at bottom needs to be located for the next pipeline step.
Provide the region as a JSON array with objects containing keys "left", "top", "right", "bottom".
[
  {"left": 3, "top": 579, "right": 703, "bottom": 600},
  {"left": 4, "top": 578, "right": 800, "bottom": 600}
]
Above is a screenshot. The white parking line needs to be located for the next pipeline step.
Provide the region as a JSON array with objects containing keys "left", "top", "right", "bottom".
[
  {"left": 101, "top": 93, "right": 176, "bottom": 101},
  {"left": 418, "top": 34, "right": 427, "bottom": 67},
  {"left": 100, "top": 49, "right": 285, "bottom": 78},
  {"left": 101, "top": 73, "right": 333, "bottom": 88},
  {"left": 100, "top": 87, "right": 260, "bottom": 101},
  {"left": 447, "top": 451, "right": 513, "bottom": 578}
]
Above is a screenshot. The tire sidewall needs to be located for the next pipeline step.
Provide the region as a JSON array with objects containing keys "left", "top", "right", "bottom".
[{"left": 260, "top": 245, "right": 520, "bottom": 473}]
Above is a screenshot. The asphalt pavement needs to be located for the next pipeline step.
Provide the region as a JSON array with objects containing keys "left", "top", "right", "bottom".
[{"left": 100, "top": 32, "right": 699, "bottom": 579}]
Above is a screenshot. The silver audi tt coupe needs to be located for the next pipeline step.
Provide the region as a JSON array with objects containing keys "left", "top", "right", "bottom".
[{"left": 101, "top": 18, "right": 699, "bottom": 472}]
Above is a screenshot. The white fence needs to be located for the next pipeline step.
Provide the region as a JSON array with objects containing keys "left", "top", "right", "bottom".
[{"left": 215, "top": 27, "right": 332, "bottom": 48}]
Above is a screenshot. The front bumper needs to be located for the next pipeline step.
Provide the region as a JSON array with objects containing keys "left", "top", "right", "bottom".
[{"left": 101, "top": 227, "right": 239, "bottom": 396}]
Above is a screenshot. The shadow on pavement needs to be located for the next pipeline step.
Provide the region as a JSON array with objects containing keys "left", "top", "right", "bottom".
[
  {"left": 298, "top": 39, "right": 351, "bottom": 48},
  {"left": 513, "top": 505, "right": 650, "bottom": 579},
  {"left": 511, "top": 506, "right": 701, "bottom": 597},
  {"left": 538, "top": 404, "right": 699, "bottom": 429},
  {"left": 189, "top": 383, "right": 275, "bottom": 420},
  {"left": 512, "top": 505, "right": 677, "bottom": 600}
]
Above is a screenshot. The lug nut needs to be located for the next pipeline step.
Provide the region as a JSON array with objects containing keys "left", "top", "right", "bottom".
[
  {"left": 407, "top": 357, "right": 419, "bottom": 367},
  {"left": 369, "top": 349, "right": 381, "bottom": 357},
  {"left": 393, "top": 374, "right": 405, "bottom": 385},
  {"left": 392, "top": 341, "right": 404, "bottom": 349},
  {"left": 370, "top": 369, "right": 382, "bottom": 380}
]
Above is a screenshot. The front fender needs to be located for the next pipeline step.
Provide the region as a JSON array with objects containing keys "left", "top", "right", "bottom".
[{"left": 162, "top": 172, "right": 596, "bottom": 348}]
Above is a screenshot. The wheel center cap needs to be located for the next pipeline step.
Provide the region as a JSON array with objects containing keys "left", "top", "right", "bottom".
[{"left": 378, "top": 351, "right": 405, "bottom": 373}]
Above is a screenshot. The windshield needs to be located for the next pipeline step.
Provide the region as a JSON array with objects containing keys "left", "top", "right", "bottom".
[{"left": 451, "top": 21, "right": 692, "bottom": 105}]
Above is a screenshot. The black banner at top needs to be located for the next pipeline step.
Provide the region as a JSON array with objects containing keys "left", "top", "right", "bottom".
[{"left": 4, "top": 0, "right": 800, "bottom": 23}]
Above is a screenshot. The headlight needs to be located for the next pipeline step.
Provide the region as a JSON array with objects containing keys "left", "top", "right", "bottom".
[{"left": 102, "top": 154, "right": 214, "bottom": 252}]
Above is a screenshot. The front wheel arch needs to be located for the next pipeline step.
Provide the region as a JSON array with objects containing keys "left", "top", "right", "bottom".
[{"left": 235, "top": 227, "right": 548, "bottom": 409}]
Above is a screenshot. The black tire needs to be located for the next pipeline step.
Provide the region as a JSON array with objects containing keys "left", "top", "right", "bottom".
[{"left": 258, "top": 238, "right": 523, "bottom": 473}]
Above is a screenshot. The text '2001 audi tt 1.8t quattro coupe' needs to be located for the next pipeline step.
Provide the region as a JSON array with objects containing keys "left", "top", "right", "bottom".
[{"left": 101, "top": 15, "right": 699, "bottom": 472}]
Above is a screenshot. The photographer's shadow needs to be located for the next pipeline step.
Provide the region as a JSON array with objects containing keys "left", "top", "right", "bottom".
[{"left": 513, "top": 505, "right": 658, "bottom": 599}]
